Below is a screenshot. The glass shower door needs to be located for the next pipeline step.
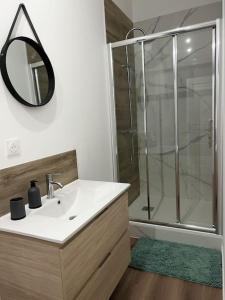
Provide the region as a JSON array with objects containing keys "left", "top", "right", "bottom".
[
  {"left": 110, "top": 22, "right": 217, "bottom": 232},
  {"left": 112, "top": 43, "right": 149, "bottom": 221},
  {"left": 177, "top": 28, "right": 215, "bottom": 228},
  {"left": 144, "top": 37, "right": 177, "bottom": 224}
]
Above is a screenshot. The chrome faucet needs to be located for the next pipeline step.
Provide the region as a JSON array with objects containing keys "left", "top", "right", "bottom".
[{"left": 46, "top": 174, "right": 64, "bottom": 199}]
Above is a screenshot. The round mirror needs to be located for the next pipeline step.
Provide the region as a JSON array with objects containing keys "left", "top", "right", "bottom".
[{"left": 0, "top": 37, "right": 55, "bottom": 107}]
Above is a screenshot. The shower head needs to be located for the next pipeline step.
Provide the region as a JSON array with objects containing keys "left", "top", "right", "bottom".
[{"left": 125, "top": 27, "right": 146, "bottom": 40}]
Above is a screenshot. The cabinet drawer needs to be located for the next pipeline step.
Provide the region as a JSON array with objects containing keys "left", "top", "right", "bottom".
[
  {"left": 76, "top": 231, "right": 130, "bottom": 300},
  {"left": 60, "top": 192, "right": 129, "bottom": 300}
]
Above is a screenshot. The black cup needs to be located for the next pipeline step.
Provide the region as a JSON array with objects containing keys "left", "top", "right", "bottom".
[{"left": 10, "top": 197, "right": 26, "bottom": 220}]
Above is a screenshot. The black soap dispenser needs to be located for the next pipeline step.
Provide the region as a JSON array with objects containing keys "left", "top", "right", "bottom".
[{"left": 28, "top": 180, "right": 42, "bottom": 209}]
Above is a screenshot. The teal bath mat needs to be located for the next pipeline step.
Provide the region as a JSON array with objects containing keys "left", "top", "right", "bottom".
[{"left": 130, "top": 238, "right": 222, "bottom": 288}]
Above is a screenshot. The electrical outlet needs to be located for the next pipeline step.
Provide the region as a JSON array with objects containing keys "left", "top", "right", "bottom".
[{"left": 6, "top": 138, "right": 21, "bottom": 157}]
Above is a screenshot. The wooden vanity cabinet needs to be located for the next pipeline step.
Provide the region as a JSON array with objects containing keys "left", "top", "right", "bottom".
[{"left": 0, "top": 192, "right": 130, "bottom": 300}]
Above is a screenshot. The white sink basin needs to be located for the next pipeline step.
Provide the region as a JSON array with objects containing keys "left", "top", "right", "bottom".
[{"left": 0, "top": 180, "right": 130, "bottom": 244}]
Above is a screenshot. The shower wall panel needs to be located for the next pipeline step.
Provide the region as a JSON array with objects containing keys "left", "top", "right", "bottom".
[{"left": 134, "top": 2, "right": 221, "bottom": 36}]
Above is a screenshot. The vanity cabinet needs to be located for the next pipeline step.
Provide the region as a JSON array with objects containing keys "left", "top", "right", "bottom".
[{"left": 0, "top": 192, "right": 130, "bottom": 300}]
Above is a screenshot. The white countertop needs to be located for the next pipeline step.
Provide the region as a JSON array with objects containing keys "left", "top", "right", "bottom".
[{"left": 0, "top": 180, "right": 130, "bottom": 244}]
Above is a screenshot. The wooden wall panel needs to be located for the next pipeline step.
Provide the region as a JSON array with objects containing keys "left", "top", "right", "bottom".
[
  {"left": 0, "top": 150, "right": 78, "bottom": 216},
  {"left": 104, "top": 0, "right": 133, "bottom": 43},
  {"left": 104, "top": 0, "right": 140, "bottom": 204}
]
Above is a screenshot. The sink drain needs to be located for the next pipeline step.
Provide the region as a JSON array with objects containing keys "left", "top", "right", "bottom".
[{"left": 69, "top": 215, "right": 77, "bottom": 221}]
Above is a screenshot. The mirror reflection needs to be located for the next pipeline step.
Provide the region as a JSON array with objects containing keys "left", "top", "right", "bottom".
[{"left": 6, "top": 40, "right": 49, "bottom": 106}]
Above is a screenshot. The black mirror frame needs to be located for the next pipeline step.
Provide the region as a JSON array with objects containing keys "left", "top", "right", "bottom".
[{"left": 0, "top": 36, "right": 55, "bottom": 107}]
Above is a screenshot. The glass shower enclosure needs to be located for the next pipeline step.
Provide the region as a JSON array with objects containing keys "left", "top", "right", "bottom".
[{"left": 108, "top": 20, "right": 220, "bottom": 233}]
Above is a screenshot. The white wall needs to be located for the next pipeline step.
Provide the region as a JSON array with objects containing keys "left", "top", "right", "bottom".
[
  {"left": 131, "top": 0, "right": 221, "bottom": 22},
  {"left": 113, "top": 0, "right": 133, "bottom": 20},
  {"left": 0, "top": 0, "right": 113, "bottom": 182}
]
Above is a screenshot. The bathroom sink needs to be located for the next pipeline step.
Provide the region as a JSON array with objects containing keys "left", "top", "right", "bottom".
[
  {"left": 0, "top": 180, "right": 130, "bottom": 244},
  {"left": 35, "top": 180, "right": 122, "bottom": 220}
]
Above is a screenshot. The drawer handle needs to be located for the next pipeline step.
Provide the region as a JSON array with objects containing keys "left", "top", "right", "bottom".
[{"left": 98, "top": 252, "right": 111, "bottom": 269}]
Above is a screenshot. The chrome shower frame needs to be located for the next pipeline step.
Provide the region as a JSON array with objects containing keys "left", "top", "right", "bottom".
[{"left": 108, "top": 20, "right": 222, "bottom": 234}]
